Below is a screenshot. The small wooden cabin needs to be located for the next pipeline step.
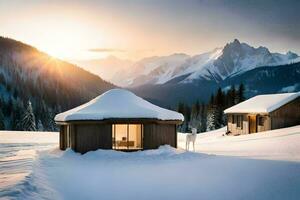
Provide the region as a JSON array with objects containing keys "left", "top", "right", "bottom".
[
  {"left": 55, "top": 89, "right": 184, "bottom": 153},
  {"left": 224, "top": 92, "right": 300, "bottom": 135}
]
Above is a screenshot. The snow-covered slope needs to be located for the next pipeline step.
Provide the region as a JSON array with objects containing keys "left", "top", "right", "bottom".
[
  {"left": 72, "top": 56, "right": 133, "bottom": 86},
  {"left": 125, "top": 50, "right": 223, "bottom": 86},
  {"left": 189, "top": 39, "right": 299, "bottom": 82},
  {"left": 178, "top": 125, "right": 300, "bottom": 162},
  {"left": 128, "top": 39, "right": 298, "bottom": 86},
  {"left": 121, "top": 53, "right": 190, "bottom": 87}
]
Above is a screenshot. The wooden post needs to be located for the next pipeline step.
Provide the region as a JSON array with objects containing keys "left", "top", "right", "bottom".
[{"left": 59, "top": 125, "right": 66, "bottom": 150}]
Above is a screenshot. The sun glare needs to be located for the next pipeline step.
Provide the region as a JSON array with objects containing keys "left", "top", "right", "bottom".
[
  {"left": 38, "top": 27, "right": 88, "bottom": 60},
  {"left": 30, "top": 18, "right": 105, "bottom": 60}
]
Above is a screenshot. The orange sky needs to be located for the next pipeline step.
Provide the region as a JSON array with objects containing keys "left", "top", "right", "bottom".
[{"left": 1, "top": 0, "right": 299, "bottom": 61}]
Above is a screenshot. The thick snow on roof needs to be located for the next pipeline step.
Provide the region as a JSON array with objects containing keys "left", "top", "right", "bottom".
[
  {"left": 55, "top": 89, "right": 184, "bottom": 122},
  {"left": 224, "top": 92, "right": 300, "bottom": 114}
]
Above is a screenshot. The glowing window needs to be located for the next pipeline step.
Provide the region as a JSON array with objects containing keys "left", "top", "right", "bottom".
[{"left": 112, "top": 124, "right": 143, "bottom": 150}]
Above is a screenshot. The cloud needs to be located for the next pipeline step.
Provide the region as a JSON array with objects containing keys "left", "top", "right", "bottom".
[{"left": 88, "top": 48, "right": 126, "bottom": 53}]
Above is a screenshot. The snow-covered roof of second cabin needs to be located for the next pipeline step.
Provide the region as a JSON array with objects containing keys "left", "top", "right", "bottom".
[
  {"left": 55, "top": 89, "right": 184, "bottom": 122},
  {"left": 224, "top": 92, "right": 300, "bottom": 114}
]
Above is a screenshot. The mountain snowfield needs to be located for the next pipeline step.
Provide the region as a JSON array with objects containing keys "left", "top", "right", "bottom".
[
  {"left": 1, "top": 125, "right": 300, "bottom": 199},
  {"left": 78, "top": 39, "right": 299, "bottom": 87},
  {"left": 123, "top": 53, "right": 190, "bottom": 86},
  {"left": 129, "top": 39, "right": 299, "bottom": 86},
  {"left": 73, "top": 55, "right": 133, "bottom": 85}
]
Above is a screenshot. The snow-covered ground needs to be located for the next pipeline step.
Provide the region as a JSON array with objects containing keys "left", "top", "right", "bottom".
[
  {"left": 7, "top": 146, "right": 300, "bottom": 200},
  {"left": 0, "top": 131, "right": 58, "bottom": 144},
  {"left": 1, "top": 126, "right": 300, "bottom": 200},
  {"left": 178, "top": 125, "right": 300, "bottom": 162},
  {"left": 0, "top": 131, "right": 58, "bottom": 198}
]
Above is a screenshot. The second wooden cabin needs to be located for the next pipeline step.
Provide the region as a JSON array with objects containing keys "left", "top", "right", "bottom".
[{"left": 224, "top": 92, "right": 300, "bottom": 135}]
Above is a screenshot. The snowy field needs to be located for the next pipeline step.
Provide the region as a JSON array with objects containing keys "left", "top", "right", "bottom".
[
  {"left": 178, "top": 125, "right": 300, "bottom": 162},
  {"left": 0, "top": 131, "right": 58, "bottom": 198},
  {"left": 1, "top": 126, "right": 300, "bottom": 200}
]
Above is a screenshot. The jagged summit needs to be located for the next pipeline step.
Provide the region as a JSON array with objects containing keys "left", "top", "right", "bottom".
[
  {"left": 122, "top": 39, "right": 299, "bottom": 86},
  {"left": 75, "top": 38, "right": 299, "bottom": 88}
]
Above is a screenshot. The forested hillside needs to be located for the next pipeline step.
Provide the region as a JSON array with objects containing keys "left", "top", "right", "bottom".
[
  {"left": 222, "top": 62, "right": 300, "bottom": 96},
  {"left": 177, "top": 84, "right": 245, "bottom": 133},
  {"left": 0, "top": 37, "right": 114, "bottom": 131}
]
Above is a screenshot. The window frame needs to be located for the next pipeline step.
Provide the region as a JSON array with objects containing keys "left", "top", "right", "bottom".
[
  {"left": 235, "top": 115, "right": 243, "bottom": 129},
  {"left": 112, "top": 124, "right": 143, "bottom": 150},
  {"left": 258, "top": 116, "right": 265, "bottom": 126}
]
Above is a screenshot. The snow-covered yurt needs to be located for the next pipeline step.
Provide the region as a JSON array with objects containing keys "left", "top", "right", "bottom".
[{"left": 55, "top": 89, "right": 184, "bottom": 153}]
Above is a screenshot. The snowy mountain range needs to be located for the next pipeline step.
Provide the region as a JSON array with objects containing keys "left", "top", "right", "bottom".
[
  {"left": 127, "top": 39, "right": 300, "bottom": 106},
  {"left": 78, "top": 39, "right": 299, "bottom": 87},
  {"left": 73, "top": 56, "right": 133, "bottom": 85},
  {"left": 132, "top": 61, "right": 300, "bottom": 107},
  {"left": 130, "top": 39, "right": 298, "bottom": 86}
]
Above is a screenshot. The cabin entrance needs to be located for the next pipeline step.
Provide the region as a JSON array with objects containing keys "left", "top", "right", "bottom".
[
  {"left": 112, "top": 124, "right": 143, "bottom": 150},
  {"left": 248, "top": 115, "right": 257, "bottom": 134}
]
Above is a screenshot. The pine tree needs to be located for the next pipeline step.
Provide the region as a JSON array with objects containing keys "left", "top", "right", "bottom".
[
  {"left": 227, "top": 85, "right": 237, "bottom": 107},
  {"left": 12, "top": 100, "right": 23, "bottom": 130},
  {"left": 0, "top": 109, "right": 5, "bottom": 130},
  {"left": 215, "top": 88, "right": 224, "bottom": 106},
  {"left": 176, "top": 102, "right": 185, "bottom": 115},
  {"left": 37, "top": 120, "right": 44, "bottom": 131},
  {"left": 21, "top": 101, "right": 36, "bottom": 131},
  {"left": 206, "top": 105, "right": 216, "bottom": 131},
  {"left": 46, "top": 108, "right": 57, "bottom": 131},
  {"left": 206, "top": 94, "right": 216, "bottom": 131},
  {"left": 3, "top": 98, "right": 13, "bottom": 117},
  {"left": 199, "top": 103, "right": 207, "bottom": 132},
  {"left": 178, "top": 103, "right": 190, "bottom": 132},
  {"left": 214, "top": 88, "right": 225, "bottom": 128},
  {"left": 189, "top": 101, "right": 200, "bottom": 130},
  {"left": 237, "top": 83, "right": 245, "bottom": 103},
  {"left": 184, "top": 104, "right": 191, "bottom": 132}
]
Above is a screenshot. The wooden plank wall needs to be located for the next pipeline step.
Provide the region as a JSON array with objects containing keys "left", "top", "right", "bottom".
[
  {"left": 70, "top": 125, "right": 76, "bottom": 149},
  {"left": 143, "top": 124, "right": 176, "bottom": 149},
  {"left": 74, "top": 124, "right": 112, "bottom": 154},
  {"left": 59, "top": 125, "right": 66, "bottom": 150},
  {"left": 270, "top": 97, "right": 300, "bottom": 129},
  {"left": 227, "top": 114, "right": 249, "bottom": 135},
  {"left": 59, "top": 122, "right": 179, "bottom": 153}
]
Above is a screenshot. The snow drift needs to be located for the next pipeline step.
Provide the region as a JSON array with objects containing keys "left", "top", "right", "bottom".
[{"left": 13, "top": 144, "right": 300, "bottom": 200}]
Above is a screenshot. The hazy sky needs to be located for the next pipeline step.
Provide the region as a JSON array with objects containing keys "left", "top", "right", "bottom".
[{"left": 1, "top": 0, "right": 299, "bottom": 60}]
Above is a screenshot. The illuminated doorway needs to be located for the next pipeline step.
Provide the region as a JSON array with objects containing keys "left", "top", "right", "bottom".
[
  {"left": 112, "top": 124, "right": 143, "bottom": 150},
  {"left": 248, "top": 115, "right": 257, "bottom": 134}
]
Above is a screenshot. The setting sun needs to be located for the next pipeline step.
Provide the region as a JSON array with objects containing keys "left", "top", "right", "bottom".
[
  {"left": 26, "top": 18, "right": 105, "bottom": 60},
  {"left": 38, "top": 31, "right": 88, "bottom": 60}
]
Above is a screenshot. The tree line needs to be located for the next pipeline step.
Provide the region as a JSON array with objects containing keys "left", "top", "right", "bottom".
[
  {"left": 176, "top": 83, "right": 245, "bottom": 133},
  {"left": 0, "top": 98, "right": 57, "bottom": 131}
]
